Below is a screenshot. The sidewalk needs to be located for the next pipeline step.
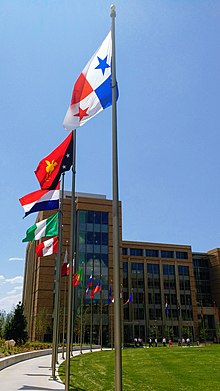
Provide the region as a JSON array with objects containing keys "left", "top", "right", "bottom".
[{"left": 0, "top": 349, "right": 91, "bottom": 391}]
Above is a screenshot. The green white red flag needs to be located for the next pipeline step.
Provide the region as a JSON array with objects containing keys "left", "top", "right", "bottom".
[{"left": 22, "top": 213, "right": 58, "bottom": 242}]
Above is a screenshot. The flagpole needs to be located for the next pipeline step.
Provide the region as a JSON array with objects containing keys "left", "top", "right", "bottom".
[
  {"left": 80, "top": 262, "right": 85, "bottom": 354},
  {"left": 51, "top": 172, "right": 65, "bottom": 379},
  {"left": 111, "top": 5, "right": 122, "bottom": 391},
  {"left": 90, "top": 297, "right": 93, "bottom": 352},
  {"left": 62, "top": 241, "right": 68, "bottom": 360},
  {"left": 100, "top": 275, "right": 103, "bottom": 350},
  {"left": 62, "top": 272, "right": 67, "bottom": 360},
  {"left": 65, "top": 130, "right": 77, "bottom": 391}
]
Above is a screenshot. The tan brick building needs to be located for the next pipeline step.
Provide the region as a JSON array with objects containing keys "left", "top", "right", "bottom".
[{"left": 23, "top": 192, "right": 220, "bottom": 343}]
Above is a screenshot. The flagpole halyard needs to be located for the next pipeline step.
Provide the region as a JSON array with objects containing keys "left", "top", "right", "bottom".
[{"left": 111, "top": 5, "right": 122, "bottom": 391}]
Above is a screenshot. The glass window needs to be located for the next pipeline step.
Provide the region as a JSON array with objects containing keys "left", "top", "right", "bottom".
[
  {"left": 147, "top": 263, "right": 159, "bottom": 274},
  {"left": 94, "top": 211, "right": 101, "bottom": 224},
  {"left": 146, "top": 249, "right": 159, "bottom": 257},
  {"left": 176, "top": 251, "right": 188, "bottom": 259},
  {"left": 79, "top": 211, "right": 87, "bottom": 223},
  {"left": 122, "top": 248, "right": 127, "bottom": 255},
  {"left": 101, "top": 232, "right": 108, "bottom": 245},
  {"left": 101, "top": 212, "right": 108, "bottom": 225},
  {"left": 87, "top": 211, "right": 95, "bottom": 223},
  {"left": 163, "top": 264, "right": 175, "bottom": 275},
  {"left": 178, "top": 265, "right": 189, "bottom": 276},
  {"left": 161, "top": 250, "right": 174, "bottom": 259},
  {"left": 130, "top": 248, "right": 143, "bottom": 256}
]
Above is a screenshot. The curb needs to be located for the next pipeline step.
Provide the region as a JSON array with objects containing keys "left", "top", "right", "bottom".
[{"left": 0, "top": 345, "right": 100, "bottom": 371}]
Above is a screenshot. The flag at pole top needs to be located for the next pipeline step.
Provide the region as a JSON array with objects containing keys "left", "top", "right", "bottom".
[
  {"left": 63, "top": 32, "right": 119, "bottom": 131},
  {"left": 35, "top": 132, "right": 73, "bottom": 190}
]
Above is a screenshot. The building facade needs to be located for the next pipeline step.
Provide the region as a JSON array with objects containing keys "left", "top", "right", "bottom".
[{"left": 23, "top": 193, "right": 219, "bottom": 343}]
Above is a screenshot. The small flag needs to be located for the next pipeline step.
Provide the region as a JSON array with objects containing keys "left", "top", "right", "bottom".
[
  {"left": 61, "top": 248, "right": 69, "bottom": 277},
  {"left": 93, "top": 281, "right": 101, "bottom": 294},
  {"left": 86, "top": 275, "right": 93, "bottom": 295},
  {"left": 165, "top": 298, "right": 168, "bottom": 316},
  {"left": 72, "top": 267, "right": 83, "bottom": 287},
  {"left": 22, "top": 213, "right": 58, "bottom": 242},
  {"left": 19, "top": 183, "right": 60, "bottom": 218},
  {"left": 35, "top": 132, "right": 73, "bottom": 190},
  {"left": 63, "top": 32, "right": 119, "bottom": 131},
  {"left": 90, "top": 288, "right": 95, "bottom": 299},
  {"left": 108, "top": 283, "right": 113, "bottom": 304},
  {"left": 125, "top": 293, "right": 133, "bottom": 304},
  {"left": 35, "top": 236, "right": 58, "bottom": 257}
]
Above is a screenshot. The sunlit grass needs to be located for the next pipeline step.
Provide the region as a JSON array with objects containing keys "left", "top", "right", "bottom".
[{"left": 58, "top": 344, "right": 220, "bottom": 391}]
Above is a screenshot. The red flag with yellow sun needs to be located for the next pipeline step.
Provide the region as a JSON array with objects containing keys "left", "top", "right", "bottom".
[{"left": 35, "top": 132, "right": 73, "bottom": 189}]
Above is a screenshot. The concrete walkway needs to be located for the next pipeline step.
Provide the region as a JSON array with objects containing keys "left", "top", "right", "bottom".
[{"left": 0, "top": 350, "right": 91, "bottom": 391}]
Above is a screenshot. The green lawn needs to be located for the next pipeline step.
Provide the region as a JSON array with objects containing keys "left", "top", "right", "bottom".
[{"left": 58, "top": 344, "right": 220, "bottom": 391}]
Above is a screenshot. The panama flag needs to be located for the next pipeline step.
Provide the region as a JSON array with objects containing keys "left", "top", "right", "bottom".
[
  {"left": 63, "top": 31, "right": 119, "bottom": 131},
  {"left": 36, "top": 236, "right": 58, "bottom": 257},
  {"left": 22, "top": 213, "right": 58, "bottom": 242},
  {"left": 19, "top": 183, "right": 60, "bottom": 218}
]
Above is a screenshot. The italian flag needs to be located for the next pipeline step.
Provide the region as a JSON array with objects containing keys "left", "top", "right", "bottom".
[
  {"left": 22, "top": 213, "right": 58, "bottom": 242},
  {"left": 36, "top": 236, "right": 58, "bottom": 257}
]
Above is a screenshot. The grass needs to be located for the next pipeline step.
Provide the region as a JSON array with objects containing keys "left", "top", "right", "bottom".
[{"left": 58, "top": 344, "right": 220, "bottom": 391}]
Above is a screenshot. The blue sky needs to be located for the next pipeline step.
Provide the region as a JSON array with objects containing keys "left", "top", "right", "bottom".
[{"left": 1, "top": 1, "right": 220, "bottom": 313}]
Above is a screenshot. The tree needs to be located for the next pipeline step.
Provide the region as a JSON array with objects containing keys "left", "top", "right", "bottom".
[
  {"left": 35, "top": 307, "right": 51, "bottom": 341},
  {"left": 13, "top": 302, "right": 28, "bottom": 344},
  {"left": 0, "top": 310, "right": 6, "bottom": 338},
  {"left": 4, "top": 311, "right": 14, "bottom": 340}
]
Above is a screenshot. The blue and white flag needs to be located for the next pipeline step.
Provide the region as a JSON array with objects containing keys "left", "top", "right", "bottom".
[
  {"left": 19, "top": 183, "right": 60, "bottom": 218},
  {"left": 63, "top": 32, "right": 119, "bottom": 130},
  {"left": 165, "top": 299, "right": 169, "bottom": 316}
]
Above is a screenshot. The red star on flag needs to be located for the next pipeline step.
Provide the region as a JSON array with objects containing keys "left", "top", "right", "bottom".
[{"left": 74, "top": 107, "right": 89, "bottom": 121}]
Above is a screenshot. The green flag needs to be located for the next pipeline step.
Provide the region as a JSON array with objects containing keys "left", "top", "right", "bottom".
[{"left": 22, "top": 213, "right": 58, "bottom": 243}]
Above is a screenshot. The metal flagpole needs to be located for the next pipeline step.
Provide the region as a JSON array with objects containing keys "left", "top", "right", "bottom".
[
  {"left": 111, "top": 5, "right": 122, "bottom": 391},
  {"left": 62, "top": 272, "right": 67, "bottom": 360},
  {"left": 62, "top": 241, "right": 68, "bottom": 360},
  {"left": 90, "top": 296, "right": 93, "bottom": 352},
  {"left": 65, "top": 130, "right": 77, "bottom": 391},
  {"left": 51, "top": 172, "right": 65, "bottom": 379},
  {"left": 99, "top": 275, "right": 103, "bottom": 350},
  {"left": 80, "top": 262, "right": 85, "bottom": 354}
]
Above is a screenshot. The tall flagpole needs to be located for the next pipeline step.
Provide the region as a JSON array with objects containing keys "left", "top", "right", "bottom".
[
  {"left": 80, "top": 262, "right": 85, "bottom": 354},
  {"left": 65, "top": 130, "right": 77, "bottom": 391},
  {"left": 62, "top": 271, "right": 67, "bottom": 360},
  {"left": 51, "top": 172, "right": 65, "bottom": 379},
  {"left": 111, "top": 5, "right": 122, "bottom": 391}
]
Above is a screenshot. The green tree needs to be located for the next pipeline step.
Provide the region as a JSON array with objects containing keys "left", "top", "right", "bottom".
[
  {"left": 35, "top": 307, "right": 51, "bottom": 341},
  {"left": 4, "top": 311, "right": 14, "bottom": 340},
  {"left": 0, "top": 310, "right": 6, "bottom": 338},
  {"left": 8, "top": 302, "right": 28, "bottom": 345}
]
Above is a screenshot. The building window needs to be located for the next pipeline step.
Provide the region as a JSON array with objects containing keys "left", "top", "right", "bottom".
[
  {"left": 176, "top": 251, "right": 188, "bottom": 259},
  {"left": 161, "top": 250, "right": 174, "bottom": 259},
  {"left": 145, "top": 249, "right": 159, "bottom": 257},
  {"left": 122, "top": 248, "right": 127, "bottom": 255},
  {"left": 130, "top": 248, "right": 143, "bottom": 256},
  {"left": 193, "top": 257, "right": 212, "bottom": 307}
]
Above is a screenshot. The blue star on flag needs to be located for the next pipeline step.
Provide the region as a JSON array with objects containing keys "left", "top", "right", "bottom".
[{"left": 95, "top": 56, "right": 110, "bottom": 75}]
